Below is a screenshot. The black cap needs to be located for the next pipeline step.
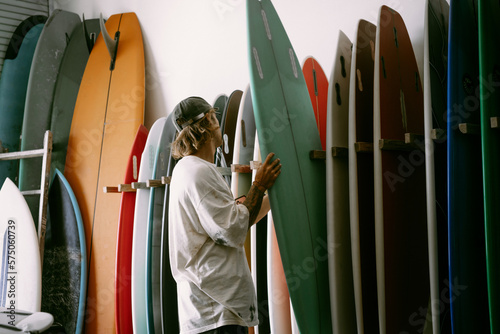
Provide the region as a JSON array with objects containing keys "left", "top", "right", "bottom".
[{"left": 172, "top": 96, "right": 218, "bottom": 132}]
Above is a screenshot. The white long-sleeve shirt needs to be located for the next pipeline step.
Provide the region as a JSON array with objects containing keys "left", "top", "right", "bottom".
[{"left": 169, "top": 155, "right": 258, "bottom": 334}]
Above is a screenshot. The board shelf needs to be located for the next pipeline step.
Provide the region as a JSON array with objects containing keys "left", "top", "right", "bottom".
[
  {"left": 458, "top": 123, "right": 480, "bottom": 135},
  {"left": 491, "top": 117, "right": 499, "bottom": 129},
  {"left": 431, "top": 128, "right": 447, "bottom": 141},
  {"left": 104, "top": 162, "right": 261, "bottom": 193}
]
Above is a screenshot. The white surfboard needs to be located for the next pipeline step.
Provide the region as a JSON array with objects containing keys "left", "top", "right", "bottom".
[
  {"left": 0, "top": 178, "right": 41, "bottom": 313},
  {"left": 424, "top": 0, "right": 449, "bottom": 333},
  {"left": 348, "top": 20, "right": 379, "bottom": 333},
  {"left": 267, "top": 211, "right": 292, "bottom": 334},
  {"left": 131, "top": 117, "right": 167, "bottom": 333},
  {"left": 231, "top": 85, "right": 255, "bottom": 284},
  {"left": 231, "top": 84, "right": 255, "bottom": 199},
  {"left": 326, "top": 29, "right": 356, "bottom": 333}
]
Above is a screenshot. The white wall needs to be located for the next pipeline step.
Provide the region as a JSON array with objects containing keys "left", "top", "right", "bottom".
[{"left": 52, "top": 0, "right": 431, "bottom": 129}]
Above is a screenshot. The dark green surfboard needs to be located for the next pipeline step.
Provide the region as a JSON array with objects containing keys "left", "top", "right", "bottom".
[
  {"left": 478, "top": 0, "right": 500, "bottom": 332},
  {"left": 447, "top": 0, "right": 489, "bottom": 332},
  {"left": 247, "top": 0, "right": 331, "bottom": 332},
  {"left": 49, "top": 18, "right": 100, "bottom": 177}
]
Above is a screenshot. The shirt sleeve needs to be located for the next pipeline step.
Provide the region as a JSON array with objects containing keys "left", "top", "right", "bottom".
[{"left": 196, "top": 180, "right": 250, "bottom": 249}]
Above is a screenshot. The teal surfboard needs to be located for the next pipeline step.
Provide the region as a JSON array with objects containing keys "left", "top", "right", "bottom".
[
  {"left": 247, "top": 0, "right": 331, "bottom": 332},
  {"left": 447, "top": 0, "right": 489, "bottom": 332},
  {"left": 0, "top": 16, "right": 46, "bottom": 184},
  {"left": 478, "top": 0, "right": 500, "bottom": 332}
]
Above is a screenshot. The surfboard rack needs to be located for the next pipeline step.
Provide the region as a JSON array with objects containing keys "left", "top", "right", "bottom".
[
  {"left": 309, "top": 145, "right": 362, "bottom": 160},
  {"left": 379, "top": 139, "right": 423, "bottom": 151},
  {"left": 309, "top": 148, "right": 348, "bottom": 160},
  {"left": 0, "top": 130, "right": 52, "bottom": 265},
  {"left": 458, "top": 123, "right": 480, "bottom": 135},
  {"left": 310, "top": 133, "right": 426, "bottom": 159},
  {"left": 103, "top": 163, "right": 260, "bottom": 193},
  {"left": 431, "top": 128, "right": 447, "bottom": 141},
  {"left": 354, "top": 143, "right": 374, "bottom": 153}
]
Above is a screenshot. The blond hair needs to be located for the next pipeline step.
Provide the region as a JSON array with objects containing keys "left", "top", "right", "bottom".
[{"left": 171, "top": 110, "right": 218, "bottom": 159}]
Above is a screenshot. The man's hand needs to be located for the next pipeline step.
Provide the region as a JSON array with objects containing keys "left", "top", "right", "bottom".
[
  {"left": 253, "top": 153, "right": 281, "bottom": 191},
  {"left": 242, "top": 153, "right": 281, "bottom": 229}
]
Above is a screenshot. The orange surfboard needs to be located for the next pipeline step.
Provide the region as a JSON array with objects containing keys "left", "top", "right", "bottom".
[
  {"left": 64, "top": 13, "right": 144, "bottom": 333},
  {"left": 302, "top": 57, "right": 329, "bottom": 150}
]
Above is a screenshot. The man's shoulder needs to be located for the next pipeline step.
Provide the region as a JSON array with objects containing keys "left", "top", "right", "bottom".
[{"left": 174, "top": 156, "right": 217, "bottom": 181}]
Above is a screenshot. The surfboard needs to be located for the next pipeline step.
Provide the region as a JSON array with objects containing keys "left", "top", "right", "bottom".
[
  {"left": 348, "top": 20, "right": 379, "bottom": 334},
  {"left": 131, "top": 117, "right": 167, "bottom": 334},
  {"left": 0, "top": 307, "right": 53, "bottom": 333},
  {"left": 49, "top": 18, "right": 101, "bottom": 177},
  {"left": 146, "top": 113, "right": 177, "bottom": 334},
  {"left": 19, "top": 9, "right": 81, "bottom": 225},
  {"left": 423, "top": 0, "right": 451, "bottom": 332},
  {"left": 217, "top": 90, "right": 243, "bottom": 185},
  {"left": 159, "top": 115, "right": 179, "bottom": 333},
  {"left": 303, "top": 56, "right": 328, "bottom": 150},
  {"left": 267, "top": 211, "right": 292, "bottom": 334},
  {"left": 64, "top": 12, "right": 145, "bottom": 333},
  {"left": 447, "top": 1, "right": 490, "bottom": 333},
  {"left": 222, "top": 90, "right": 243, "bottom": 170},
  {"left": 247, "top": 0, "right": 331, "bottom": 332},
  {"left": 248, "top": 130, "right": 270, "bottom": 334},
  {"left": 115, "top": 125, "right": 148, "bottom": 334},
  {"left": 0, "top": 16, "right": 46, "bottom": 185},
  {"left": 326, "top": 30, "right": 356, "bottom": 333},
  {"left": 231, "top": 85, "right": 255, "bottom": 198},
  {"left": 478, "top": 1, "right": 500, "bottom": 331},
  {"left": 230, "top": 87, "right": 258, "bottom": 334},
  {"left": 373, "top": 6, "right": 430, "bottom": 333},
  {"left": 213, "top": 94, "right": 229, "bottom": 166},
  {"left": 0, "top": 178, "right": 41, "bottom": 312},
  {"left": 42, "top": 169, "right": 86, "bottom": 334},
  {"left": 230, "top": 85, "right": 254, "bottom": 282},
  {"left": 213, "top": 94, "right": 229, "bottom": 131}
]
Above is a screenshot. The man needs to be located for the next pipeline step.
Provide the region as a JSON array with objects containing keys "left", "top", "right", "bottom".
[{"left": 169, "top": 96, "right": 281, "bottom": 334}]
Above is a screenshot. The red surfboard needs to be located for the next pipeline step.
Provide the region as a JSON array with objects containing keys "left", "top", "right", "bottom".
[
  {"left": 302, "top": 57, "right": 329, "bottom": 150},
  {"left": 115, "top": 124, "right": 148, "bottom": 333}
]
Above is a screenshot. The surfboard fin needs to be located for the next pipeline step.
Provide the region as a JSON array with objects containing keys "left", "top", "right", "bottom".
[
  {"left": 82, "top": 13, "right": 97, "bottom": 53},
  {"left": 99, "top": 13, "right": 120, "bottom": 71}
]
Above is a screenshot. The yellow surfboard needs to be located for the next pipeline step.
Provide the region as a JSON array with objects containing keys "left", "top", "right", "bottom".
[{"left": 64, "top": 12, "right": 144, "bottom": 333}]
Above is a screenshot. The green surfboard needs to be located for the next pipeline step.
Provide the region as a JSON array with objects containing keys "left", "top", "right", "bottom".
[
  {"left": 247, "top": 0, "right": 331, "bottom": 333},
  {"left": 478, "top": 0, "right": 500, "bottom": 332}
]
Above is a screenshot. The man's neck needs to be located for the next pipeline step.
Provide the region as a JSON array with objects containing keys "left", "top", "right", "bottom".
[{"left": 192, "top": 139, "right": 216, "bottom": 164}]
